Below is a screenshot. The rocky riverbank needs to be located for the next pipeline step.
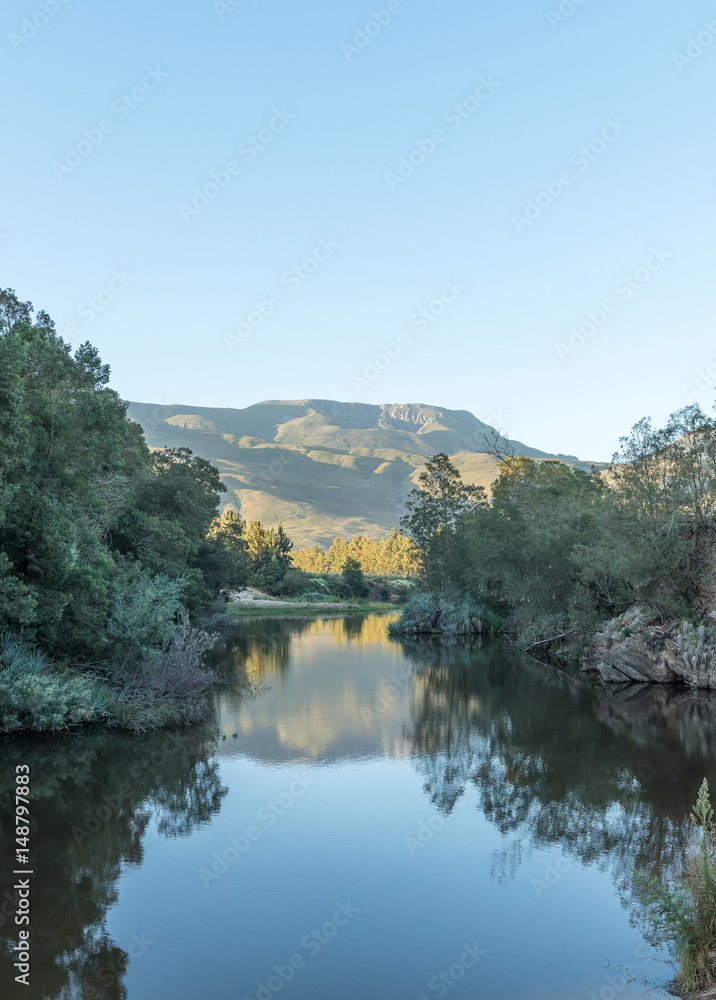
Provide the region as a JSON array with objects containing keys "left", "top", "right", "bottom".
[{"left": 582, "top": 606, "right": 716, "bottom": 688}]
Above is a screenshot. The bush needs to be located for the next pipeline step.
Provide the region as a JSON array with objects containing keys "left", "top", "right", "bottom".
[
  {"left": 388, "top": 594, "right": 503, "bottom": 636},
  {"left": 298, "top": 592, "right": 340, "bottom": 604},
  {"left": 342, "top": 558, "right": 370, "bottom": 598},
  {"left": 251, "top": 555, "right": 288, "bottom": 593},
  {"left": 0, "top": 633, "right": 110, "bottom": 734},
  {"left": 112, "top": 611, "right": 217, "bottom": 699},
  {"left": 273, "top": 568, "right": 311, "bottom": 598},
  {"left": 391, "top": 578, "right": 418, "bottom": 603},
  {"left": 636, "top": 778, "right": 716, "bottom": 994},
  {"left": 308, "top": 576, "right": 351, "bottom": 599}
]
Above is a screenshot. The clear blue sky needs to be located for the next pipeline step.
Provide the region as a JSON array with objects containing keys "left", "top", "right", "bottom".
[{"left": 2, "top": 0, "right": 715, "bottom": 459}]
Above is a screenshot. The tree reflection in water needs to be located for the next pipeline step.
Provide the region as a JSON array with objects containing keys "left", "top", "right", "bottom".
[
  {"left": 400, "top": 637, "right": 716, "bottom": 928},
  {"left": 0, "top": 724, "right": 227, "bottom": 1000}
]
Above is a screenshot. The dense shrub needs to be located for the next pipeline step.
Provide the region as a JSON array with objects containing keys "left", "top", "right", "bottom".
[
  {"left": 636, "top": 779, "right": 716, "bottom": 994},
  {"left": 388, "top": 594, "right": 503, "bottom": 636},
  {"left": 342, "top": 558, "right": 370, "bottom": 598},
  {"left": 0, "top": 634, "right": 109, "bottom": 733},
  {"left": 272, "top": 568, "right": 311, "bottom": 597}
]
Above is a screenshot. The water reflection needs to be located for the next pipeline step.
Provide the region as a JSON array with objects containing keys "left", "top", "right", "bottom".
[
  {"left": 4, "top": 616, "right": 716, "bottom": 999},
  {"left": 211, "top": 614, "right": 410, "bottom": 762},
  {"left": 0, "top": 725, "right": 226, "bottom": 1000},
  {"left": 400, "top": 637, "right": 716, "bottom": 932}
]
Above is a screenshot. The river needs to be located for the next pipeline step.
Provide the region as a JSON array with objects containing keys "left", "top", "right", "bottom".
[{"left": 5, "top": 612, "right": 716, "bottom": 999}]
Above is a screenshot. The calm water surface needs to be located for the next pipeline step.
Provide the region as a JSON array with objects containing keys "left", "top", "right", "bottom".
[{"left": 5, "top": 612, "right": 716, "bottom": 999}]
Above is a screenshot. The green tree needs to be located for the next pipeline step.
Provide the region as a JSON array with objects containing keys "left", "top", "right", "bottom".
[
  {"left": 342, "top": 557, "right": 369, "bottom": 598},
  {"left": 0, "top": 288, "right": 237, "bottom": 675},
  {"left": 400, "top": 453, "right": 486, "bottom": 589}
]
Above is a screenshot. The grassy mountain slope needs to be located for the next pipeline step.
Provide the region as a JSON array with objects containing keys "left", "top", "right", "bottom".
[{"left": 127, "top": 399, "right": 601, "bottom": 547}]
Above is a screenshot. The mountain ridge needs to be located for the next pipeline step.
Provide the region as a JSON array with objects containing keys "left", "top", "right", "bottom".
[{"left": 127, "top": 398, "right": 601, "bottom": 547}]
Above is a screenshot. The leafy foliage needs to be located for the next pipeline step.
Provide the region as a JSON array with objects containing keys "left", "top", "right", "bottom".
[
  {"left": 399, "top": 405, "right": 716, "bottom": 646},
  {"left": 636, "top": 779, "right": 716, "bottom": 993},
  {"left": 292, "top": 528, "right": 420, "bottom": 576},
  {"left": 0, "top": 289, "right": 251, "bottom": 731},
  {"left": 247, "top": 520, "right": 294, "bottom": 592},
  {"left": 0, "top": 634, "right": 110, "bottom": 733},
  {"left": 341, "top": 557, "right": 370, "bottom": 598},
  {"left": 388, "top": 594, "right": 502, "bottom": 636}
]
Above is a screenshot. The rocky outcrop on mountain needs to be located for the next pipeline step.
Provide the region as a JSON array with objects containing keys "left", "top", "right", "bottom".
[{"left": 582, "top": 606, "right": 716, "bottom": 688}]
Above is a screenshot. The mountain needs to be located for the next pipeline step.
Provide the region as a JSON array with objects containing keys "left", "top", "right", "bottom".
[{"left": 127, "top": 399, "right": 601, "bottom": 547}]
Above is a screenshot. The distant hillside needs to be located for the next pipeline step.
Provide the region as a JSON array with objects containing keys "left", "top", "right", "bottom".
[{"left": 127, "top": 399, "right": 601, "bottom": 547}]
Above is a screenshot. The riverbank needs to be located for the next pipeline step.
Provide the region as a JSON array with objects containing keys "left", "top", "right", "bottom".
[
  {"left": 223, "top": 586, "right": 396, "bottom": 617},
  {"left": 582, "top": 606, "right": 716, "bottom": 688},
  {"left": 1, "top": 600, "right": 397, "bottom": 736}
]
